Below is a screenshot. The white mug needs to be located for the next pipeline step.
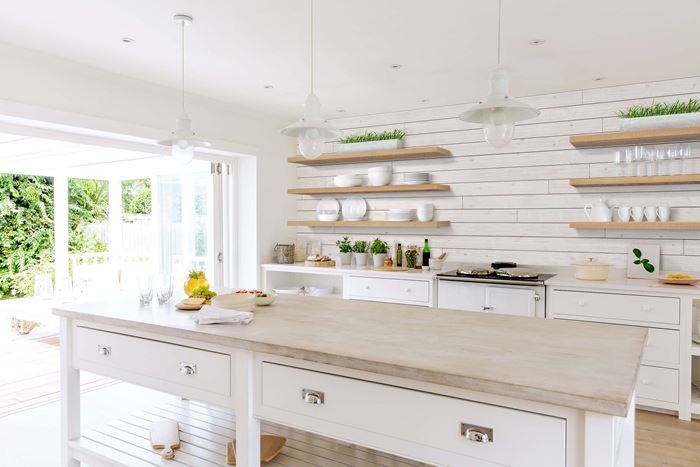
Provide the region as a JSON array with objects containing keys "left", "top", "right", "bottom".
[
  {"left": 617, "top": 206, "right": 631, "bottom": 222},
  {"left": 631, "top": 206, "right": 644, "bottom": 222},
  {"left": 657, "top": 206, "right": 671, "bottom": 222},
  {"left": 416, "top": 203, "right": 434, "bottom": 222},
  {"left": 644, "top": 206, "right": 657, "bottom": 222}
]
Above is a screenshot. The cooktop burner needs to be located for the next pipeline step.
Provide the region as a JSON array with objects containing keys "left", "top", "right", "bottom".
[{"left": 438, "top": 263, "right": 556, "bottom": 286}]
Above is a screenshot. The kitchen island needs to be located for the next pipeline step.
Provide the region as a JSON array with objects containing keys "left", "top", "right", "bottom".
[{"left": 54, "top": 295, "right": 646, "bottom": 467}]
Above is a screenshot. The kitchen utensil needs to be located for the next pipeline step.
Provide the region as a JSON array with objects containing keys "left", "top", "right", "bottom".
[
  {"left": 573, "top": 258, "right": 610, "bottom": 281},
  {"left": 437, "top": 252, "right": 447, "bottom": 260},
  {"left": 150, "top": 420, "right": 180, "bottom": 460},
  {"left": 583, "top": 199, "right": 613, "bottom": 222},
  {"left": 617, "top": 206, "right": 631, "bottom": 222},
  {"left": 341, "top": 197, "right": 367, "bottom": 220},
  {"left": 316, "top": 198, "right": 340, "bottom": 221},
  {"left": 631, "top": 206, "right": 644, "bottom": 222},
  {"left": 491, "top": 261, "right": 517, "bottom": 269},
  {"left": 274, "top": 243, "right": 295, "bottom": 264},
  {"left": 657, "top": 274, "right": 700, "bottom": 285},
  {"left": 211, "top": 294, "right": 256, "bottom": 311},
  {"left": 226, "top": 435, "right": 287, "bottom": 465},
  {"left": 416, "top": 203, "right": 434, "bottom": 222},
  {"left": 429, "top": 258, "right": 444, "bottom": 270},
  {"left": 644, "top": 206, "right": 657, "bottom": 222},
  {"left": 333, "top": 174, "right": 363, "bottom": 187},
  {"left": 657, "top": 206, "right": 671, "bottom": 222}
]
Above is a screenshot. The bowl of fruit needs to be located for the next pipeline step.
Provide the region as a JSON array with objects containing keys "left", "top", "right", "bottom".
[
  {"left": 235, "top": 289, "right": 277, "bottom": 306},
  {"left": 658, "top": 273, "right": 700, "bottom": 285}
]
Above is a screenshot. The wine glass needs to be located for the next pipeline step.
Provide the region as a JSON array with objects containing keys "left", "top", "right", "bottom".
[{"left": 156, "top": 274, "right": 174, "bottom": 304}]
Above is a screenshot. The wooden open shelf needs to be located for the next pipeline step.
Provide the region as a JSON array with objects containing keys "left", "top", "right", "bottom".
[
  {"left": 570, "top": 174, "right": 700, "bottom": 187},
  {"left": 288, "top": 147, "right": 451, "bottom": 165},
  {"left": 288, "top": 183, "right": 450, "bottom": 195},
  {"left": 570, "top": 126, "right": 700, "bottom": 148},
  {"left": 288, "top": 220, "right": 450, "bottom": 228},
  {"left": 570, "top": 222, "right": 700, "bottom": 230}
]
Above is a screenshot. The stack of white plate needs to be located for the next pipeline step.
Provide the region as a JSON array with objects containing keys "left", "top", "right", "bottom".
[
  {"left": 387, "top": 208, "right": 416, "bottom": 221},
  {"left": 404, "top": 172, "right": 430, "bottom": 185},
  {"left": 341, "top": 197, "right": 367, "bottom": 221},
  {"left": 334, "top": 174, "right": 363, "bottom": 187}
]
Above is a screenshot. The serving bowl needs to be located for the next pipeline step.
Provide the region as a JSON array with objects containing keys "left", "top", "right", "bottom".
[
  {"left": 254, "top": 291, "right": 277, "bottom": 306},
  {"left": 211, "top": 293, "right": 256, "bottom": 311}
]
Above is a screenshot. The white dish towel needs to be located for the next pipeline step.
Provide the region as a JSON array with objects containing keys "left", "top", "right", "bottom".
[{"left": 195, "top": 305, "right": 254, "bottom": 325}]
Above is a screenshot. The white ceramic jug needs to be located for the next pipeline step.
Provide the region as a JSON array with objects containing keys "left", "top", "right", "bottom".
[{"left": 584, "top": 199, "right": 613, "bottom": 222}]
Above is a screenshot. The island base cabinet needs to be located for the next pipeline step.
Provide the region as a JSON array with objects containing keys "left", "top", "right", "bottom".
[{"left": 259, "top": 362, "right": 567, "bottom": 467}]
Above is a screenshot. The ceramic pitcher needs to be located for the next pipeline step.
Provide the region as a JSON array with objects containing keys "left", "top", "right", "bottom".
[{"left": 584, "top": 199, "right": 613, "bottom": 222}]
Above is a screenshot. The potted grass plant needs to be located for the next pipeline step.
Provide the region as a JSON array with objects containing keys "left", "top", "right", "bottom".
[
  {"left": 335, "top": 129, "right": 406, "bottom": 153},
  {"left": 336, "top": 236, "right": 352, "bottom": 265},
  {"left": 351, "top": 240, "right": 369, "bottom": 266},
  {"left": 370, "top": 238, "right": 389, "bottom": 267},
  {"left": 617, "top": 98, "right": 700, "bottom": 131}
]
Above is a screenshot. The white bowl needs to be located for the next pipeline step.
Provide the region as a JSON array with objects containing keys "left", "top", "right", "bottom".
[
  {"left": 368, "top": 166, "right": 392, "bottom": 173},
  {"left": 272, "top": 286, "right": 334, "bottom": 296},
  {"left": 333, "top": 174, "right": 363, "bottom": 188},
  {"left": 210, "top": 294, "right": 256, "bottom": 311},
  {"left": 368, "top": 172, "right": 392, "bottom": 186},
  {"left": 254, "top": 291, "right": 277, "bottom": 306},
  {"left": 428, "top": 258, "right": 444, "bottom": 270}
]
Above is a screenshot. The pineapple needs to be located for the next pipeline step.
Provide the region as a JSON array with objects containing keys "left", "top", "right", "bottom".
[{"left": 184, "top": 270, "right": 209, "bottom": 296}]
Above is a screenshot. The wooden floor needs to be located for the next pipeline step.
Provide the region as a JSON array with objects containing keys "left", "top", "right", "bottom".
[{"left": 636, "top": 410, "right": 700, "bottom": 467}]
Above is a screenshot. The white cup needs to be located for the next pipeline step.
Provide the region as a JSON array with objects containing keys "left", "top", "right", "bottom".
[
  {"left": 657, "top": 206, "right": 671, "bottom": 222},
  {"left": 417, "top": 203, "right": 434, "bottom": 222},
  {"left": 631, "top": 206, "right": 644, "bottom": 222},
  {"left": 617, "top": 206, "right": 631, "bottom": 222},
  {"left": 644, "top": 206, "right": 657, "bottom": 222}
]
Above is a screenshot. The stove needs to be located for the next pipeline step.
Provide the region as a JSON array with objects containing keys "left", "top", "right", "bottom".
[{"left": 437, "top": 263, "right": 556, "bottom": 286}]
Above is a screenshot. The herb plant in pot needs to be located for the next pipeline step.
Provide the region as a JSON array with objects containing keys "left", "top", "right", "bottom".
[
  {"left": 336, "top": 129, "right": 406, "bottom": 153},
  {"left": 370, "top": 238, "right": 389, "bottom": 267},
  {"left": 618, "top": 98, "right": 700, "bottom": 131},
  {"left": 352, "top": 240, "right": 368, "bottom": 267},
  {"left": 336, "top": 236, "right": 352, "bottom": 265}
]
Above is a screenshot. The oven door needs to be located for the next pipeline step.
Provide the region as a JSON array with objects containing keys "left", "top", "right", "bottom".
[{"left": 484, "top": 286, "right": 541, "bottom": 318}]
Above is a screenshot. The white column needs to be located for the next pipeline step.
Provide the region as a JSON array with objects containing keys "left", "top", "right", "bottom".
[
  {"left": 150, "top": 176, "right": 161, "bottom": 274},
  {"left": 234, "top": 349, "right": 260, "bottom": 466},
  {"left": 54, "top": 175, "right": 69, "bottom": 281},
  {"left": 60, "top": 317, "right": 80, "bottom": 467},
  {"left": 108, "top": 178, "right": 123, "bottom": 286}
]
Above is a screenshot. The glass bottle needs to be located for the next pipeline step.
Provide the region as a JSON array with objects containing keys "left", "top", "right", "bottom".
[
  {"left": 422, "top": 239, "right": 430, "bottom": 267},
  {"left": 396, "top": 243, "right": 403, "bottom": 267}
]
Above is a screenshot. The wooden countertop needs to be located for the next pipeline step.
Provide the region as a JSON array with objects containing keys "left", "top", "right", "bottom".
[{"left": 53, "top": 295, "right": 646, "bottom": 416}]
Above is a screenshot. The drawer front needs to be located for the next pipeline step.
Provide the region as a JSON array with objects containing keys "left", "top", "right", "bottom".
[
  {"left": 637, "top": 365, "right": 678, "bottom": 404},
  {"left": 643, "top": 328, "right": 679, "bottom": 365},
  {"left": 550, "top": 289, "right": 679, "bottom": 325},
  {"left": 261, "top": 362, "right": 566, "bottom": 467},
  {"left": 346, "top": 276, "right": 430, "bottom": 304},
  {"left": 74, "top": 327, "right": 231, "bottom": 396}
]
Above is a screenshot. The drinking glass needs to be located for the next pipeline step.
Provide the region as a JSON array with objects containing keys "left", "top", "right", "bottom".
[
  {"left": 138, "top": 275, "right": 153, "bottom": 305},
  {"left": 667, "top": 145, "right": 681, "bottom": 175},
  {"left": 655, "top": 146, "right": 668, "bottom": 176},
  {"left": 678, "top": 144, "right": 691, "bottom": 174},
  {"left": 643, "top": 146, "right": 657, "bottom": 176},
  {"left": 633, "top": 145, "right": 646, "bottom": 176},
  {"left": 156, "top": 274, "right": 174, "bottom": 304},
  {"left": 623, "top": 147, "right": 635, "bottom": 176}
]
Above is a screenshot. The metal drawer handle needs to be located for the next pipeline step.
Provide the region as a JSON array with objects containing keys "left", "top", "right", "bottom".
[
  {"left": 302, "top": 388, "right": 325, "bottom": 405},
  {"left": 461, "top": 423, "right": 493, "bottom": 443},
  {"left": 534, "top": 294, "right": 541, "bottom": 302},
  {"left": 179, "top": 362, "right": 197, "bottom": 376},
  {"left": 483, "top": 306, "right": 494, "bottom": 311},
  {"left": 97, "top": 345, "right": 111, "bottom": 356}
]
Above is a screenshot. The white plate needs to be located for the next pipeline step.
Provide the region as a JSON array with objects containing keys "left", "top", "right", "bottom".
[
  {"left": 316, "top": 197, "right": 340, "bottom": 220},
  {"left": 333, "top": 174, "right": 363, "bottom": 187},
  {"left": 342, "top": 197, "right": 367, "bottom": 220}
]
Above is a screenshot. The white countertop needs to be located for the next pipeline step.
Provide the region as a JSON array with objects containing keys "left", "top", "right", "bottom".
[
  {"left": 262, "top": 262, "right": 454, "bottom": 280},
  {"left": 546, "top": 270, "right": 700, "bottom": 295}
]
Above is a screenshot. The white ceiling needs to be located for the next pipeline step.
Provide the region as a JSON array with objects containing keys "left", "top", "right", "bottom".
[{"left": 2, "top": 0, "right": 700, "bottom": 119}]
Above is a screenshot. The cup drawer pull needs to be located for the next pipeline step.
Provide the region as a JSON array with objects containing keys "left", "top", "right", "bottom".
[
  {"left": 179, "top": 362, "right": 197, "bottom": 375},
  {"left": 97, "top": 345, "right": 111, "bottom": 356},
  {"left": 461, "top": 423, "right": 493, "bottom": 443},
  {"left": 302, "top": 388, "right": 325, "bottom": 405}
]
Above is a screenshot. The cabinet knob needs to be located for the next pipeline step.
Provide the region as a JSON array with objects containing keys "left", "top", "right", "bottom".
[
  {"left": 461, "top": 423, "right": 493, "bottom": 443},
  {"left": 97, "top": 345, "right": 111, "bottom": 356},
  {"left": 179, "top": 362, "right": 197, "bottom": 376},
  {"left": 302, "top": 388, "right": 325, "bottom": 405},
  {"left": 483, "top": 306, "right": 494, "bottom": 311}
]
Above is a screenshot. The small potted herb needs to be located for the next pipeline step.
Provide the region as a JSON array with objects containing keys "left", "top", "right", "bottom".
[
  {"left": 336, "top": 129, "right": 406, "bottom": 153},
  {"left": 370, "top": 238, "right": 389, "bottom": 267},
  {"left": 351, "top": 240, "right": 369, "bottom": 266},
  {"left": 336, "top": 236, "right": 352, "bottom": 265},
  {"left": 618, "top": 98, "right": 700, "bottom": 131}
]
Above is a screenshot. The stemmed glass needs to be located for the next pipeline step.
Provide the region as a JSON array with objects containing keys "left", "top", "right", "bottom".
[{"left": 156, "top": 274, "right": 174, "bottom": 304}]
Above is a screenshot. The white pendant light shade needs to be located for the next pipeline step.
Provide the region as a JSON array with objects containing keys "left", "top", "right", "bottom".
[
  {"left": 280, "top": 0, "right": 339, "bottom": 159},
  {"left": 459, "top": 67, "right": 539, "bottom": 147},
  {"left": 157, "top": 14, "right": 210, "bottom": 164}
]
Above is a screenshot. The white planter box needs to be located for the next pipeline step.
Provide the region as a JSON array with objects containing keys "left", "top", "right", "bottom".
[
  {"left": 619, "top": 113, "right": 700, "bottom": 132},
  {"left": 335, "top": 139, "right": 403, "bottom": 153}
]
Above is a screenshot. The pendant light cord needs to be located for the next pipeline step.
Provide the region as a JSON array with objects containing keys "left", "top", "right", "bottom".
[
  {"left": 310, "top": 0, "right": 314, "bottom": 95},
  {"left": 181, "top": 20, "right": 186, "bottom": 113},
  {"left": 497, "top": 0, "right": 502, "bottom": 66}
]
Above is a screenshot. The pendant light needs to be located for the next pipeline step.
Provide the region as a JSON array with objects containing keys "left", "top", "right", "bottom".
[
  {"left": 459, "top": 0, "right": 539, "bottom": 148},
  {"left": 280, "top": 0, "right": 340, "bottom": 159},
  {"left": 158, "top": 14, "right": 211, "bottom": 165}
]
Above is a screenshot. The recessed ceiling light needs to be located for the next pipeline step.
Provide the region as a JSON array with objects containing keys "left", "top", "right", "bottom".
[
  {"left": 390, "top": 64, "right": 403, "bottom": 69},
  {"left": 593, "top": 77, "right": 605, "bottom": 81},
  {"left": 528, "top": 39, "right": 545, "bottom": 46},
  {"left": 263, "top": 84, "right": 274, "bottom": 89},
  {"left": 121, "top": 37, "right": 135, "bottom": 44}
]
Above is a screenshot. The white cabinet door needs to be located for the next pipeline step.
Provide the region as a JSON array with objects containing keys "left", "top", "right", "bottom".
[
  {"left": 437, "top": 280, "right": 485, "bottom": 312},
  {"left": 484, "top": 286, "right": 537, "bottom": 317}
]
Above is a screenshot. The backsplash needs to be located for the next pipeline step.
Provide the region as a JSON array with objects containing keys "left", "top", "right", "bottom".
[{"left": 291, "top": 76, "right": 700, "bottom": 271}]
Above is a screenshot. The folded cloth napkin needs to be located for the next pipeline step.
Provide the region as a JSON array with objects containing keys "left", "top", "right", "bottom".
[{"left": 195, "top": 305, "right": 254, "bottom": 325}]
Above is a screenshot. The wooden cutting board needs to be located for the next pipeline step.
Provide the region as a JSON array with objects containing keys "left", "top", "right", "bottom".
[
  {"left": 226, "top": 435, "right": 286, "bottom": 464},
  {"left": 150, "top": 420, "right": 180, "bottom": 451}
]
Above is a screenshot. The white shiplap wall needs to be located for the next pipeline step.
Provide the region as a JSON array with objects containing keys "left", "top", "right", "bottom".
[{"left": 292, "top": 77, "right": 700, "bottom": 271}]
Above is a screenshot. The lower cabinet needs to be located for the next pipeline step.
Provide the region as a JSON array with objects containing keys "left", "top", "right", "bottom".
[
  {"left": 260, "top": 361, "right": 566, "bottom": 467},
  {"left": 637, "top": 365, "right": 679, "bottom": 404},
  {"left": 345, "top": 275, "right": 431, "bottom": 306}
]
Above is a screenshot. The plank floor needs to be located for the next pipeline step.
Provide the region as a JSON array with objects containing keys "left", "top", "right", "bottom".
[
  {"left": 636, "top": 410, "right": 700, "bottom": 467},
  {"left": 75, "top": 400, "right": 430, "bottom": 467}
]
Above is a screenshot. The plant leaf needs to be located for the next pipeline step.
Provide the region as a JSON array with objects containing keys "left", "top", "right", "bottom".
[
  {"left": 634, "top": 260, "right": 641, "bottom": 264},
  {"left": 641, "top": 258, "right": 649, "bottom": 264},
  {"left": 633, "top": 248, "right": 642, "bottom": 258},
  {"left": 643, "top": 262, "right": 655, "bottom": 273}
]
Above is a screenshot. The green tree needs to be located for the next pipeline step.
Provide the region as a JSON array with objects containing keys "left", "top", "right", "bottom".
[
  {"left": 68, "top": 178, "right": 108, "bottom": 253},
  {"left": 122, "top": 179, "right": 151, "bottom": 216}
]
